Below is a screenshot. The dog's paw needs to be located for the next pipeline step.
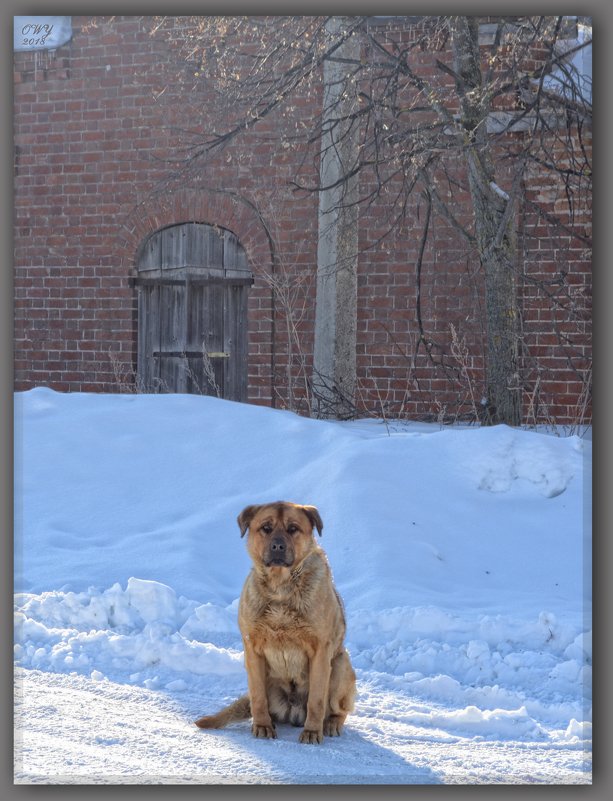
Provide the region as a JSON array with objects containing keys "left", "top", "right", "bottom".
[
  {"left": 252, "top": 722, "right": 277, "bottom": 739},
  {"left": 323, "top": 715, "right": 345, "bottom": 737},
  {"left": 299, "top": 727, "right": 323, "bottom": 744}
]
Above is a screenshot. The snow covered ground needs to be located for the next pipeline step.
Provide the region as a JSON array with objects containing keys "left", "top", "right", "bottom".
[{"left": 13, "top": 388, "right": 592, "bottom": 784}]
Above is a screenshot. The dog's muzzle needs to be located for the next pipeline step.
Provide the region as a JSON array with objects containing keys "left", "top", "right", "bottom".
[{"left": 265, "top": 536, "right": 293, "bottom": 567}]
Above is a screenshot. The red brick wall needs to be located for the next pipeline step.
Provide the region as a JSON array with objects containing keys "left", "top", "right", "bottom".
[
  {"left": 520, "top": 130, "right": 592, "bottom": 424},
  {"left": 14, "top": 16, "right": 592, "bottom": 425}
]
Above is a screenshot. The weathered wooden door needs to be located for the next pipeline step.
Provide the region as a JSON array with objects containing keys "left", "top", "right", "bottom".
[{"left": 135, "top": 223, "right": 251, "bottom": 400}]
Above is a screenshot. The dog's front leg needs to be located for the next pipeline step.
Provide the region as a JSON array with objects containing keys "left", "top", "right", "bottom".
[
  {"left": 300, "top": 646, "right": 332, "bottom": 744},
  {"left": 243, "top": 638, "right": 276, "bottom": 739}
]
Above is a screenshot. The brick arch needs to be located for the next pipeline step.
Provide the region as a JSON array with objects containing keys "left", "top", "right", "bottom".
[{"left": 117, "top": 187, "right": 274, "bottom": 274}]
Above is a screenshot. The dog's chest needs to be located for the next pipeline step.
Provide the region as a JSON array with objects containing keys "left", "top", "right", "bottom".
[
  {"left": 263, "top": 640, "right": 309, "bottom": 682},
  {"left": 253, "top": 602, "right": 314, "bottom": 681}
]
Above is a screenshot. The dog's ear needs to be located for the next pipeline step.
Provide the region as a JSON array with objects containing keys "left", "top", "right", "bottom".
[
  {"left": 237, "top": 505, "right": 259, "bottom": 538},
  {"left": 301, "top": 505, "right": 323, "bottom": 536}
]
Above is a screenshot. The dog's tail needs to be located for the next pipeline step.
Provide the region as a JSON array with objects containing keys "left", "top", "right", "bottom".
[{"left": 194, "top": 694, "right": 251, "bottom": 729}]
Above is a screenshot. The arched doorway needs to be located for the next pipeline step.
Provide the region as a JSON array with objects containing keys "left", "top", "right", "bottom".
[{"left": 135, "top": 222, "right": 252, "bottom": 400}]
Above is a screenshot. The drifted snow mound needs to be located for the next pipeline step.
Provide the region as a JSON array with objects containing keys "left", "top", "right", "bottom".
[
  {"left": 15, "top": 389, "right": 588, "bottom": 618},
  {"left": 14, "top": 579, "right": 244, "bottom": 687},
  {"left": 466, "top": 427, "right": 582, "bottom": 497}
]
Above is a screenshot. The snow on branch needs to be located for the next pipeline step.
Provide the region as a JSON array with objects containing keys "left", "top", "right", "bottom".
[{"left": 489, "top": 181, "right": 510, "bottom": 202}]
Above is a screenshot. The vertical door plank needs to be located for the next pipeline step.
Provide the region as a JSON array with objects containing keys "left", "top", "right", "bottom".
[
  {"left": 186, "top": 284, "right": 210, "bottom": 395},
  {"left": 208, "top": 226, "right": 223, "bottom": 270},
  {"left": 210, "top": 282, "right": 226, "bottom": 396},
  {"left": 188, "top": 222, "right": 206, "bottom": 268},
  {"left": 157, "top": 283, "right": 187, "bottom": 392}
]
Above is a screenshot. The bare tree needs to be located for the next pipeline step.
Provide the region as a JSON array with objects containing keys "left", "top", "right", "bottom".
[
  {"left": 149, "top": 15, "right": 592, "bottom": 425},
  {"left": 447, "top": 16, "right": 521, "bottom": 424}
]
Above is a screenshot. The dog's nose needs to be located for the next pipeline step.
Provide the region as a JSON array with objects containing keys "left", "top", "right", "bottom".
[{"left": 270, "top": 537, "right": 286, "bottom": 553}]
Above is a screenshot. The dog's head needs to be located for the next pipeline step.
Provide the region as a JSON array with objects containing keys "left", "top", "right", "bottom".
[{"left": 238, "top": 501, "right": 323, "bottom": 570}]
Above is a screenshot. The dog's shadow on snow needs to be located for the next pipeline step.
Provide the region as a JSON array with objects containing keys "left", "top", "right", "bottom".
[{"left": 191, "top": 719, "right": 441, "bottom": 785}]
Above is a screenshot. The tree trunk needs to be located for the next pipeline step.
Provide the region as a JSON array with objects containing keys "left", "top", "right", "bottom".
[{"left": 450, "top": 16, "right": 521, "bottom": 426}]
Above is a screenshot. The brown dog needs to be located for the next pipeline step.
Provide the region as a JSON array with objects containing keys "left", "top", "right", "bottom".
[{"left": 195, "top": 501, "right": 356, "bottom": 744}]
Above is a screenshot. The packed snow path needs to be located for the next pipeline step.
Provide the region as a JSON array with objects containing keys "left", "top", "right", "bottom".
[{"left": 15, "top": 668, "right": 590, "bottom": 784}]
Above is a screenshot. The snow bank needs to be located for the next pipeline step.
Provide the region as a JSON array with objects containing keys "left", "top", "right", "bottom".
[{"left": 15, "top": 579, "right": 244, "bottom": 688}]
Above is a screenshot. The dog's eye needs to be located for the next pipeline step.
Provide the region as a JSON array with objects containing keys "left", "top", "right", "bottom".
[
  {"left": 261, "top": 524, "right": 273, "bottom": 535},
  {"left": 287, "top": 525, "right": 299, "bottom": 535}
]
